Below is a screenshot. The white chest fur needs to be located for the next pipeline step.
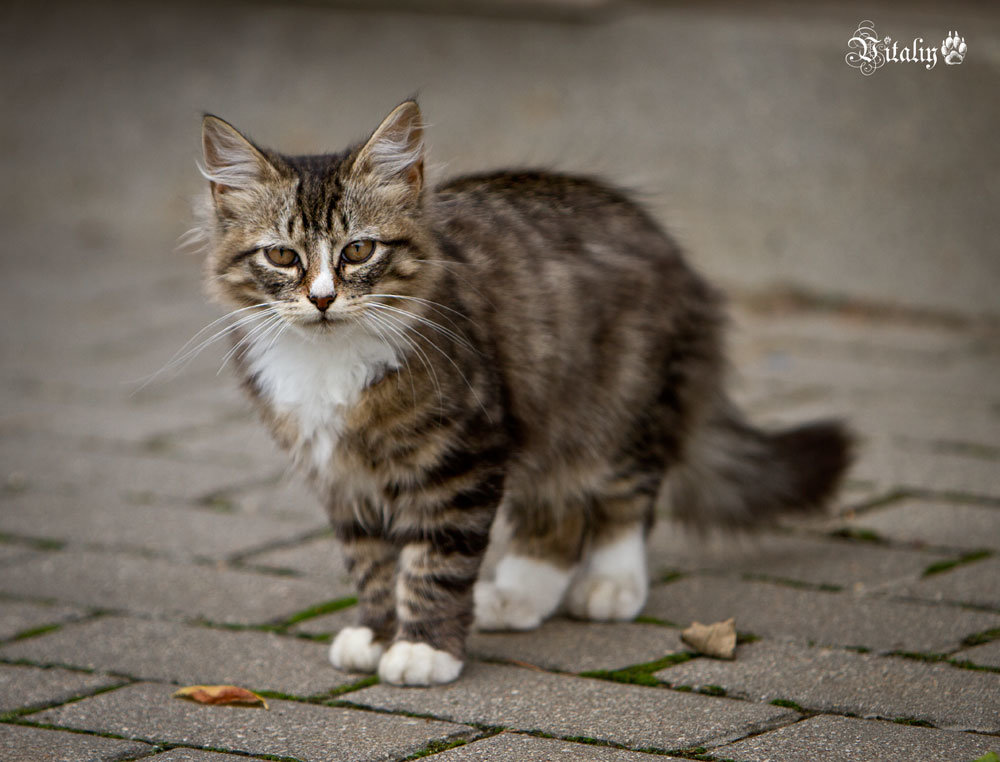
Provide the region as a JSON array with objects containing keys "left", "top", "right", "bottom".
[{"left": 244, "top": 324, "right": 400, "bottom": 475}]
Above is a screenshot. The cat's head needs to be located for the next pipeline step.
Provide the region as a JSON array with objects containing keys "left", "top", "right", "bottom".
[{"left": 198, "top": 101, "right": 438, "bottom": 334}]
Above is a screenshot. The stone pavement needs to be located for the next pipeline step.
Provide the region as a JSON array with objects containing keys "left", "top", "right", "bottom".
[
  {"left": 2, "top": 1, "right": 999, "bottom": 760},
  {"left": 2, "top": 289, "right": 998, "bottom": 762}
]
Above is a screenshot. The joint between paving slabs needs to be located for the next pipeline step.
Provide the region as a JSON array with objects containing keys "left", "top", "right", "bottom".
[
  {"left": 922, "top": 549, "right": 993, "bottom": 577},
  {"left": 226, "top": 527, "right": 336, "bottom": 568},
  {"left": 0, "top": 679, "right": 133, "bottom": 723}
]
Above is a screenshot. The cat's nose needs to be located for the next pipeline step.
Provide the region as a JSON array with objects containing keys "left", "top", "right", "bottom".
[{"left": 309, "top": 294, "right": 334, "bottom": 312}]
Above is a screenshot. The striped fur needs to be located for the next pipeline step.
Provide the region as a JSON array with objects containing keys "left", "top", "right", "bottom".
[{"left": 197, "top": 101, "right": 851, "bottom": 685}]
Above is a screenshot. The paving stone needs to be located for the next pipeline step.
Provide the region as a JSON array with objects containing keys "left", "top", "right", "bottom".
[
  {"left": 656, "top": 641, "right": 1000, "bottom": 733},
  {"left": 0, "top": 544, "right": 38, "bottom": 566},
  {"left": 714, "top": 714, "right": 995, "bottom": 762},
  {"left": 432, "top": 732, "right": 679, "bottom": 760},
  {"left": 849, "top": 444, "right": 1000, "bottom": 500},
  {"left": 0, "top": 394, "right": 241, "bottom": 449},
  {"left": 0, "top": 724, "right": 151, "bottom": 762},
  {"left": 0, "top": 600, "right": 87, "bottom": 641},
  {"left": 0, "top": 492, "right": 324, "bottom": 561},
  {"left": 145, "top": 751, "right": 246, "bottom": 761},
  {"left": 289, "top": 606, "right": 357, "bottom": 637},
  {"left": 468, "top": 618, "right": 685, "bottom": 673},
  {"left": 242, "top": 533, "right": 348, "bottom": 578},
  {"left": 742, "top": 352, "right": 996, "bottom": 402},
  {"left": 643, "top": 576, "right": 1000, "bottom": 653},
  {"left": 0, "top": 664, "right": 124, "bottom": 714},
  {"left": 890, "top": 556, "right": 1000, "bottom": 609},
  {"left": 0, "top": 435, "right": 265, "bottom": 504},
  {"left": 646, "top": 525, "right": 947, "bottom": 592},
  {"left": 163, "top": 418, "right": 286, "bottom": 472},
  {"left": 349, "top": 662, "right": 795, "bottom": 751},
  {"left": 11, "top": 615, "right": 350, "bottom": 695},
  {"left": 144, "top": 751, "right": 247, "bottom": 761},
  {"left": 842, "top": 499, "right": 1000, "bottom": 552},
  {"left": 225, "top": 475, "right": 324, "bottom": 522},
  {"left": 32, "top": 682, "right": 475, "bottom": 762},
  {"left": 0, "top": 615, "right": 357, "bottom": 697},
  {"left": 953, "top": 639, "right": 1000, "bottom": 669},
  {"left": 0, "top": 549, "right": 350, "bottom": 625}
]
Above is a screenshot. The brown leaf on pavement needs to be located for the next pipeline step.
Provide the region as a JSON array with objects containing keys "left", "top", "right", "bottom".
[
  {"left": 173, "top": 684, "right": 269, "bottom": 709},
  {"left": 681, "top": 618, "right": 737, "bottom": 659}
]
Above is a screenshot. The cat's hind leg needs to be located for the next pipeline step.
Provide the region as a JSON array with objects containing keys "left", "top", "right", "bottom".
[
  {"left": 564, "top": 486, "right": 656, "bottom": 622},
  {"left": 564, "top": 520, "right": 649, "bottom": 621},
  {"left": 473, "top": 503, "right": 585, "bottom": 631}
]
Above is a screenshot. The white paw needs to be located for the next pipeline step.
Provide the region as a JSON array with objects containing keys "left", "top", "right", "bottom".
[
  {"left": 473, "top": 581, "right": 545, "bottom": 631},
  {"left": 565, "top": 572, "right": 647, "bottom": 621},
  {"left": 377, "top": 640, "right": 463, "bottom": 686},
  {"left": 329, "top": 626, "right": 384, "bottom": 673},
  {"left": 565, "top": 524, "right": 648, "bottom": 621},
  {"left": 473, "top": 554, "right": 572, "bottom": 631}
]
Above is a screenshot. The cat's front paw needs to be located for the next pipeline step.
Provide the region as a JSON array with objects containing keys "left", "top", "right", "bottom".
[
  {"left": 329, "top": 626, "right": 385, "bottom": 673},
  {"left": 565, "top": 572, "right": 647, "bottom": 621},
  {"left": 377, "top": 640, "right": 463, "bottom": 686}
]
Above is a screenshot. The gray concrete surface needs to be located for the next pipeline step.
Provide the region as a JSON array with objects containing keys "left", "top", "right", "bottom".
[
  {"left": 656, "top": 641, "right": 1000, "bottom": 732},
  {"left": 431, "top": 732, "right": 679, "bottom": 760},
  {"left": 1, "top": 1, "right": 998, "bottom": 760},
  {"left": 0, "top": 724, "right": 151, "bottom": 762},
  {"left": 32, "top": 682, "right": 476, "bottom": 762},
  {"left": 348, "top": 662, "right": 796, "bottom": 750},
  {"left": 643, "top": 576, "right": 1000, "bottom": 653},
  {"left": 713, "top": 715, "right": 996, "bottom": 762}
]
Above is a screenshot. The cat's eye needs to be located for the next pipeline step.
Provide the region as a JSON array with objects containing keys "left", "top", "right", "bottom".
[
  {"left": 341, "top": 239, "right": 376, "bottom": 265},
  {"left": 264, "top": 247, "right": 299, "bottom": 268}
]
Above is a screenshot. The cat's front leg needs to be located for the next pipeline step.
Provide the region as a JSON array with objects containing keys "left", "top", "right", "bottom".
[
  {"left": 328, "top": 515, "right": 399, "bottom": 674},
  {"left": 378, "top": 498, "right": 498, "bottom": 686}
]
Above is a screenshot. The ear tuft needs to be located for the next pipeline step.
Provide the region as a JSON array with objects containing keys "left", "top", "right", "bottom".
[
  {"left": 200, "top": 115, "right": 277, "bottom": 202},
  {"left": 354, "top": 101, "right": 424, "bottom": 195}
]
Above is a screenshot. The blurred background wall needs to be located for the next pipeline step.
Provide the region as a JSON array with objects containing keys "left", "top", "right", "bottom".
[{"left": 1, "top": 0, "right": 997, "bottom": 354}]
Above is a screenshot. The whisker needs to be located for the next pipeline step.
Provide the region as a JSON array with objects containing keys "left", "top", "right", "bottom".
[
  {"left": 354, "top": 314, "right": 417, "bottom": 408},
  {"left": 131, "top": 303, "right": 282, "bottom": 394},
  {"left": 365, "top": 293, "right": 479, "bottom": 330},
  {"left": 218, "top": 313, "right": 284, "bottom": 373},
  {"left": 365, "top": 301, "right": 478, "bottom": 354},
  {"left": 370, "top": 308, "right": 490, "bottom": 423},
  {"left": 364, "top": 310, "right": 445, "bottom": 415}
]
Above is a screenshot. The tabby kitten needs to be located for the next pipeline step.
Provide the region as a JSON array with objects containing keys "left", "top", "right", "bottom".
[{"left": 198, "top": 101, "right": 850, "bottom": 686}]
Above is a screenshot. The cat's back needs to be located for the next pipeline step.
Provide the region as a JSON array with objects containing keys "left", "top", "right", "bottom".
[
  {"left": 429, "top": 170, "right": 723, "bottom": 465},
  {"left": 434, "top": 170, "right": 668, "bottom": 257}
]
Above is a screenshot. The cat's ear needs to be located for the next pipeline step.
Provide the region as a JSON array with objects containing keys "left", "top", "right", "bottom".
[
  {"left": 353, "top": 100, "right": 424, "bottom": 198},
  {"left": 201, "top": 115, "right": 279, "bottom": 210}
]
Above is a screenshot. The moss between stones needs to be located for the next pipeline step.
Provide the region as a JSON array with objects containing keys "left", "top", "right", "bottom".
[
  {"left": 770, "top": 698, "right": 804, "bottom": 711},
  {"left": 279, "top": 596, "right": 357, "bottom": 627},
  {"left": 971, "top": 753, "right": 1000, "bottom": 762},
  {"left": 963, "top": 628, "right": 1000, "bottom": 647},
  {"left": 830, "top": 527, "right": 884, "bottom": 544},
  {"left": 400, "top": 736, "right": 474, "bottom": 759},
  {"left": 634, "top": 614, "right": 680, "bottom": 627},
  {"left": 697, "top": 684, "right": 726, "bottom": 697},
  {"left": 579, "top": 652, "right": 693, "bottom": 687},
  {"left": 893, "top": 716, "right": 934, "bottom": 728},
  {"left": 922, "top": 550, "right": 992, "bottom": 577},
  {"left": 7, "top": 623, "right": 62, "bottom": 643}
]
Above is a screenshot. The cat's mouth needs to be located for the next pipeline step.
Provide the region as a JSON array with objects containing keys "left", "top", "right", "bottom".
[{"left": 304, "top": 313, "right": 346, "bottom": 332}]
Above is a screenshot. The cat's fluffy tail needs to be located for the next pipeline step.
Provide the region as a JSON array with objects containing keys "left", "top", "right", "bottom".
[{"left": 667, "top": 403, "right": 853, "bottom": 529}]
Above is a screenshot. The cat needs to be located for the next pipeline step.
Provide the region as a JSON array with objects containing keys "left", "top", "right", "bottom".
[{"left": 196, "top": 100, "right": 851, "bottom": 686}]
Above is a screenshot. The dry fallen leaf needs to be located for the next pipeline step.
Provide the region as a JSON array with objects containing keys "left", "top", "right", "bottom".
[
  {"left": 173, "top": 684, "right": 268, "bottom": 709},
  {"left": 681, "top": 618, "right": 737, "bottom": 659}
]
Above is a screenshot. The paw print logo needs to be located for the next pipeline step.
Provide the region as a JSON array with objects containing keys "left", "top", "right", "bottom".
[{"left": 941, "top": 31, "right": 967, "bottom": 64}]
